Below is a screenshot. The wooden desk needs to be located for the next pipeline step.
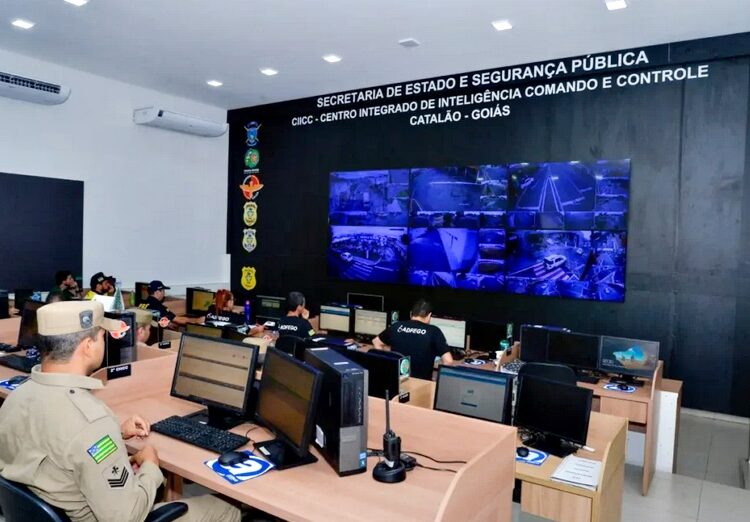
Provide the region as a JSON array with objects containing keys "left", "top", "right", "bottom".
[
  {"left": 105, "top": 387, "right": 516, "bottom": 521},
  {"left": 515, "top": 413, "right": 627, "bottom": 522}
]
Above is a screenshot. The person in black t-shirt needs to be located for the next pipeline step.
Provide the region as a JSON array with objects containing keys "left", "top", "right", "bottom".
[
  {"left": 138, "top": 280, "right": 186, "bottom": 327},
  {"left": 204, "top": 289, "right": 264, "bottom": 335},
  {"left": 276, "top": 291, "right": 316, "bottom": 339},
  {"left": 372, "top": 298, "right": 454, "bottom": 380}
]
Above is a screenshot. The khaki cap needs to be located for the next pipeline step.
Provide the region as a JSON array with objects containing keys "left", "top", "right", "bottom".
[
  {"left": 37, "top": 301, "right": 122, "bottom": 336},
  {"left": 128, "top": 308, "right": 156, "bottom": 328}
]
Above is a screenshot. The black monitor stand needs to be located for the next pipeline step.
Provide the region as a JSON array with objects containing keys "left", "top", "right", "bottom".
[
  {"left": 608, "top": 374, "right": 645, "bottom": 387},
  {"left": 185, "top": 405, "right": 246, "bottom": 430},
  {"left": 523, "top": 432, "right": 578, "bottom": 458},
  {"left": 254, "top": 439, "right": 317, "bottom": 470}
]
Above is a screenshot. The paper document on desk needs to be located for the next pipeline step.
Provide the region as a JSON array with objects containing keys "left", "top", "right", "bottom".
[{"left": 550, "top": 455, "right": 601, "bottom": 491}]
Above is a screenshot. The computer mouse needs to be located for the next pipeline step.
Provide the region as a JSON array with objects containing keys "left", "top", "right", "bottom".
[
  {"left": 617, "top": 384, "right": 630, "bottom": 391},
  {"left": 218, "top": 451, "right": 248, "bottom": 467},
  {"left": 516, "top": 447, "right": 530, "bottom": 458}
]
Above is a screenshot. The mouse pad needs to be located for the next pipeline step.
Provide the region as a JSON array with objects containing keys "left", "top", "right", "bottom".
[
  {"left": 0, "top": 378, "right": 26, "bottom": 392},
  {"left": 463, "top": 359, "right": 486, "bottom": 366},
  {"left": 602, "top": 383, "right": 636, "bottom": 393},
  {"left": 516, "top": 449, "right": 549, "bottom": 466},
  {"left": 205, "top": 450, "right": 274, "bottom": 484}
]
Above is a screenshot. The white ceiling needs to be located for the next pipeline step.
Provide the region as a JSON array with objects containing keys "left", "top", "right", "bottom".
[{"left": 0, "top": 0, "right": 749, "bottom": 110}]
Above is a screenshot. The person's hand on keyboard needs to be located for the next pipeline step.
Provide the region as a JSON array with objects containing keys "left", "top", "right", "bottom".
[
  {"left": 129, "top": 446, "right": 159, "bottom": 473},
  {"left": 121, "top": 415, "right": 151, "bottom": 439}
]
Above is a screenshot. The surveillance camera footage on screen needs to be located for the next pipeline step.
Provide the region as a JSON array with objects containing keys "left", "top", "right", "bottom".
[{"left": 327, "top": 160, "right": 629, "bottom": 302}]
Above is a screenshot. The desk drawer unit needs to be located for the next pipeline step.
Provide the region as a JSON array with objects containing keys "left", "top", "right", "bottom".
[
  {"left": 599, "top": 397, "right": 647, "bottom": 424},
  {"left": 521, "top": 482, "right": 592, "bottom": 522}
]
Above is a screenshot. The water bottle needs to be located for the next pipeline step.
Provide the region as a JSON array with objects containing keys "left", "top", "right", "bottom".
[
  {"left": 112, "top": 281, "right": 125, "bottom": 312},
  {"left": 244, "top": 300, "right": 252, "bottom": 326}
]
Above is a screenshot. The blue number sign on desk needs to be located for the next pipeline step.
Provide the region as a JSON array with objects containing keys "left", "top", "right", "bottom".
[
  {"left": 516, "top": 449, "right": 549, "bottom": 466},
  {"left": 204, "top": 450, "right": 274, "bottom": 484},
  {"left": 0, "top": 378, "right": 25, "bottom": 392},
  {"left": 602, "top": 383, "right": 636, "bottom": 394}
]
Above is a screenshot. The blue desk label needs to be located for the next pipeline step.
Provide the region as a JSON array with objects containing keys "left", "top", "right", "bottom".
[
  {"left": 204, "top": 450, "right": 274, "bottom": 484},
  {"left": 603, "top": 383, "right": 636, "bottom": 393},
  {"left": 516, "top": 449, "right": 549, "bottom": 466}
]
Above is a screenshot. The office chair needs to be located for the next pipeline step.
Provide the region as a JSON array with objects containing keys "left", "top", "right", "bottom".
[
  {"left": 0, "top": 475, "right": 188, "bottom": 522},
  {"left": 517, "top": 362, "right": 577, "bottom": 387},
  {"left": 274, "top": 335, "right": 307, "bottom": 360}
]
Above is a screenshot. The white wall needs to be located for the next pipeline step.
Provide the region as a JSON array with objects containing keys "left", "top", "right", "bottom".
[{"left": 0, "top": 48, "right": 230, "bottom": 292}]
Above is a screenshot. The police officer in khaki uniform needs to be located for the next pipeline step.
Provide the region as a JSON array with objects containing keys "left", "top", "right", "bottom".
[
  {"left": 129, "top": 307, "right": 156, "bottom": 350},
  {"left": 0, "top": 301, "right": 241, "bottom": 522}
]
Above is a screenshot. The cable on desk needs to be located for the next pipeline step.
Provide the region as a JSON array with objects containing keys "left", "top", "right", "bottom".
[
  {"left": 402, "top": 450, "right": 466, "bottom": 464},
  {"left": 414, "top": 463, "right": 457, "bottom": 473}
]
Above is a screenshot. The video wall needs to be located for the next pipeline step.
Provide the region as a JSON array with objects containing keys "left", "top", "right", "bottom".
[{"left": 328, "top": 160, "right": 629, "bottom": 302}]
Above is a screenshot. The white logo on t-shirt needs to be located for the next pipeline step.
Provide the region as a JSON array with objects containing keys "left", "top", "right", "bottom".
[{"left": 397, "top": 325, "right": 426, "bottom": 335}]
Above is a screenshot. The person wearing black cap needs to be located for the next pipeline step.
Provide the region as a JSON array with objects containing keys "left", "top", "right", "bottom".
[
  {"left": 84, "top": 272, "right": 115, "bottom": 300},
  {"left": 138, "top": 280, "right": 185, "bottom": 327}
]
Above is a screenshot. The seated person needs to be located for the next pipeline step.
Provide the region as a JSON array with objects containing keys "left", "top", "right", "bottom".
[
  {"left": 47, "top": 270, "right": 83, "bottom": 302},
  {"left": 0, "top": 300, "right": 240, "bottom": 522},
  {"left": 84, "top": 272, "right": 115, "bottom": 299},
  {"left": 276, "top": 291, "right": 315, "bottom": 338},
  {"left": 129, "top": 308, "right": 155, "bottom": 349},
  {"left": 138, "top": 280, "right": 187, "bottom": 327},
  {"left": 372, "top": 298, "right": 454, "bottom": 380},
  {"left": 205, "top": 289, "right": 264, "bottom": 335}
]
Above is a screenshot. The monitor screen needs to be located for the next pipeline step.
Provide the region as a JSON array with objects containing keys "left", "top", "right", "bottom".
[
  {"left": 468, "top": 320, "right": 506, "bottom": 352},
  {"left": 256, "top": 295, "right": 286, "bottom": 320},
  {"left": 319, "top": 304, "right": 351, "bottom": 334},
  {"left": 187, "top": 288, "right": 215, "bottom": 314},
  {"left": 171, "top": 334, "right": 257, "bottom": 414},
  {"left": 134, "top": 282, "right": 149, "bottom": 304},
  {"left": 547, "top": 331, "right": 601, "bottom": 371},
  {"left": 599, "top": 336, "right": 659, "bottom": 378},
  {"left": 256, "top": 348, "right": 322, "bottom": 455},
  {"left": 185, "top": 323, "right": 224, "bottom": 338},
  {"left": 434, "top": 365, "right": 513, "bottom": 424},
  {"left": 17, "top": 301, "right": 43, "bottom": 346},
  {"left": 353, "top": 309, "right": 388, "bottom": 337},
  {"left": 431, "top": 316, "right": 467, "bottom": 349},
  {"left": 346, "top": 292, "right": 384, "bottom": 312},
  {"left": 13, "top": 289, "right": 40, "bottom": 314},
  {"left": 519, "top": 325, "right": 550, "bottom": 363},
  {"left": 514, "top": 375, "right": 592, "bottom": 446},
  {"left": 222, "top": 328, "right": 249, "bottom": 342}
]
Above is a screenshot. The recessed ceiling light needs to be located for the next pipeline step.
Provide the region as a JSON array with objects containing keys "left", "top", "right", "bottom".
[
  {"left": 259, "top": 68, "right": 278, "bottom": 76},
  {"left": 206, "top": 80, "right": 223, "bottom": 87},
  {"left": 398, "top": 38, "right": 421, "bottom": 48},
  {"left": 64, "top": 0, "right": 90, "bottom": 6},
  {"left": 323, "top": 54, "right": 342, "bottom": 63},
  {"left": 605, "top": 0, "right": 627, "bottom": 10},
  {"left": 491, "top": 19, "right": 513, "bottom": 31},
  {"left": 11, "top": 19, "right": 35, "bottom": 30}
]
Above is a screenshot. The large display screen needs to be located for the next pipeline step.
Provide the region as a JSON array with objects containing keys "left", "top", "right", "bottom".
[{"left": 328, "top": 160, "right": 629, "bottom": 302}]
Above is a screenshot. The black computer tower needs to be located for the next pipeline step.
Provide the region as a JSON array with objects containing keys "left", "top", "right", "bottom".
[
  {"left": 304, "top": 347, "right": 368, "bottom": 476},
  {"left": 0, "top": 291, "right": 9, "bottom": 319},
  {"left": 104, "top": 311, "right": 137, "bottom": 366}
]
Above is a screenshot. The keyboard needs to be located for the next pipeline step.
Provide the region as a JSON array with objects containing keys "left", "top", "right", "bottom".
[
  {"left": 151, "top": 415, "right": 249, "bottom": 454},
  {"left": 0, "top": 343, "right": 22, "bottom": 353},
  {"left": 0, "top": 355, "right": 39, "bottom": 373},
  {"left": 500, "top": 359, "right": 525, "bottom": 375}
]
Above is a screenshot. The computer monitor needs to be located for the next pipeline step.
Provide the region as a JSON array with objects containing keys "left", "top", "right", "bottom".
[
  {"left": 430, "top": 316, "right": 467, "bottom": 350},
  {"left": 514, "top": 375, "right": 593, "bottom": 457},
  {"left": 519, "top": 325, "right": 550, "bottom": 363},
  {"left": 330, "top": 347, "right": 405, "bottom": 399},
  {"left": 546, "top": 331, "right": 601, "bottom": 372},
  {"left": 599, "top": 336, "right": 659, "bottom": 381},
  {"left": 255, "top": 295, "right": 286, "bottom": 321},
  {"left": 185, "top": 323, "right": 224, "bottom": 338},
  {"left": 17, "top": 301, "right": 44, "bottom": 347},
  {"left": 222, "top": 328, "right": 249, "bottom": 342},
  {"left": 468, "top": 320, "right": 506, "bottom": 352},
  {"left": 104, "top": 311, "right": 137, "bottom": 367},
  {"left": 134, "top": 282, "right": 150, "bottom": 305},
  {"left": 353, "top": 309, "right": 388, "bottom": 339},
  {"left": 254, "top": 347, "right": 323, "bottom": 470},
  {"left": 171, "top": 333, "right": 258, "bottom": 429},
  {"left": 13, "top": 289, "right": 41, "bottom": 315},
  {"left": 346, "top": 292, "right": 384, "bottom": 312},
  {"left": 91, "top": 294, "right": 115, "bottom": 312},
  {"left": 319, "top": 304, "right": 352, "bottom": 335},
  {"left": 186, "top": 288, "right": 215, "bottom": 316},
  {"left": 434, "top": 365, "right": 514, "bottom": 425}
]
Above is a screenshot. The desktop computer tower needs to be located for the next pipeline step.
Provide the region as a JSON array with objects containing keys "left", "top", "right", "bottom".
[
  {"left": 0, "top": 291, "right": 9, "bottom": 319},
  {"left": 305, "top": 347, "right": 368, "bottom": 476},
  {"left": 104, "top": 311, "right": 137, "bottom": 366}
]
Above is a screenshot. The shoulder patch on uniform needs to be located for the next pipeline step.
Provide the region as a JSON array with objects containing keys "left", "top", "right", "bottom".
[
  {"left": 102, "top": 459, "right": 131, "bottom": 489},
  {"left": 67, "top": 389, "right": 109, "bottom": 423},
  {"left": 308, "top": 329, "right": 316, "bottom": 337},
  {"left": 88, "top": 435, "right": 118, "bottom": 464}
]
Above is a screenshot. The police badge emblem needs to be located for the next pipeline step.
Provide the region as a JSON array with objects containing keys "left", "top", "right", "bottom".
[
  {"left": 243, "top": 201, "right": 258, "bottom": 226},
  {"left": 245, "top": 122, "right": 261, "bottom": 147},
  {"left": 242, "top": 229, "right": 257, "bottom": 253},
  {"left": 241, "top": 266, "right": 257, "bottom": 291},
  {"left": 245, "top": 148, "right": 260, "bottom": 169}
]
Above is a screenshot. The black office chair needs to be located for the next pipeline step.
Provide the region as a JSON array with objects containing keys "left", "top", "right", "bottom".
[
  {"left": 274, "top": 335, "right": 307, "bottom": 360},
  {"left": 517, "top": 362, "right": 577, "bottom": 387},
  {"left": 0, "top": 475, "right": 188, "bottom": 522}
]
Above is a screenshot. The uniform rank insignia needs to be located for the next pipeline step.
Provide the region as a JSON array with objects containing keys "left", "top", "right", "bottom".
[
  {"left": 103, "top": 463, "right": 129, "bottom": 489},
  {"left": 87, "top": 435, "right": 117, "bottom": 464}
]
